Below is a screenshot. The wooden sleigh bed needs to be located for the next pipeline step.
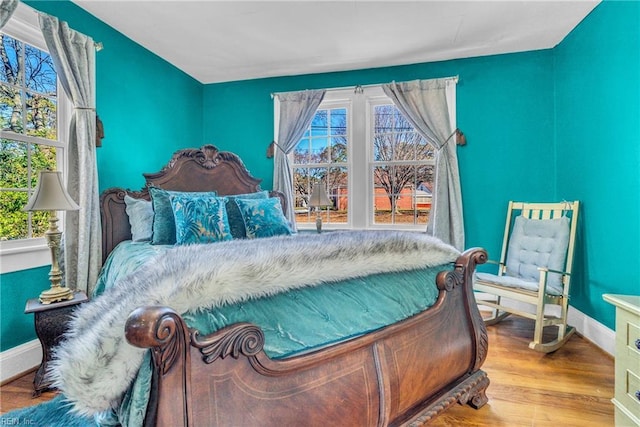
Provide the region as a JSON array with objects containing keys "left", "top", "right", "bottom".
[{"left": 95, "top": 145, "right": 490, "bottom": 426}]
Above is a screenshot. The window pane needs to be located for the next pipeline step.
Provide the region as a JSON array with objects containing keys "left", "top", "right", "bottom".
[
  {"left": 310, "top": 110, "right": 328, "bottom": 136},
  {"left": 0, "top": 83, "right": 23, "bottom": 133},
  {"left": 0, "top": 190, "right": 48, "bottom": 240},
  {"left": 294, "top": 138, "right": 310, "bottom": 163},
  {"left": 26, "top": 92, "right": 57, "bottom": 139},
  {"left": 373, "top": 134, "right": 393, "bottom": 161},
  {"left": 372, "top": 104, "right": 432, "bottom": 162},
  {"left": 416, "top": 139, "right": 435, "bottom": 161},
  {"left": 373, "top": 164, "right": 433, "bottom": 226},
  {"left": 311, "top": 136, "right": 328, "bottom": 163},
  {"left": 30, "top": 142, "right": 57, "bottom": 178},
  {"left": 394, "top": 109, "right": 412, "bottom": 132},
  {"left": 0, "top": 139, "right": 28, "bottom": 187},
  {"left": 326, "top": 166, "right": 347, "bottom": 224},
  {"left": 0, "top": 190, "right": 29, "bottom": 239},
  {"left": 24, "top": 44, "right": 56, "bottom": 94},
  {"left": 0, "top": 35, "right": 21, "bottom": 86},
  {"left": 330, "top": 108, "right": 346, "bottom": 135},
  {"left": 330, "top": 136, "right": 347, "bottom": 162},
  {"left": 374, "top": 105, "right": 394, "bottom": 134}
]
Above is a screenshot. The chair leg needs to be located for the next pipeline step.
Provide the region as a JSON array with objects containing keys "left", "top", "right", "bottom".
[
  {"left": 483, "top": 310, "right": 511, "bottom": 326},
  {"left": 529, "top": 326, "right": 575, "bottom": 353},
  {"left": 529, "top": 296, "right": 575, "bottom": 353},
  {"left": 480, "top": 295, "right": 511, "bottom": 325}
]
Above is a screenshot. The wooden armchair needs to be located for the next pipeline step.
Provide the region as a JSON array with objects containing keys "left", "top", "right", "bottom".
[{"left": 473, "top": 201, "right": 580, "bottom": 353}]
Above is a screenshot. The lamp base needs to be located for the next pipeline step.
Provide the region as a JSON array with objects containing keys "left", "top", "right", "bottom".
[
  {"left": 39, "top": 286, "right": 74, "bottom": 305},
  {"left": 315, "top": 215, "right": 323, "bottom": 233}
]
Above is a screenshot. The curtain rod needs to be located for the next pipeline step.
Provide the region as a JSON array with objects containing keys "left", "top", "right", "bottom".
[
  {"left": 270, "top": 75, "right": 459, "bottom": 99},
  {"left": 19, "top": 1, "right": 104, "bottom": 52}
]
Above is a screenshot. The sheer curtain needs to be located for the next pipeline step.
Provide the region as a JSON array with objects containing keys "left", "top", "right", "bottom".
[
  {"left": 273, "top": 90, "right": 325, "bottom": 231},
  {"left": 0, "top": 0, "right": 17, "bottom": 28},
  {"left": 383, "top": 78, "right": 464, "bottom": 250},
  {"left": 39, "top": 14, "right": 101, "bottom": 295}
]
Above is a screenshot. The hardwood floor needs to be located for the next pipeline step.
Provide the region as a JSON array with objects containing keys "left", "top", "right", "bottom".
[{"left": 0, "top": 316, "right": 615, "bottom": 426}]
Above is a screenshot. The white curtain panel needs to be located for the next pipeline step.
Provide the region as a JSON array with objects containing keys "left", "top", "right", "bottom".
[
  {"left": 383, "top": 78, "right": 464, "bottom": 250},
  {"left": 0, "top": 0, "right": 17, "bottom": 29},
  {"left": 39, "top": 14, "right": 101, "bottom": 295},
  {"left": 273, "top": 89, "right": 325, "bottom": 231}
]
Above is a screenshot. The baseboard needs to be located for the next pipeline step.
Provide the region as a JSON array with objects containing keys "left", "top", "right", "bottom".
[
  {"left": 567, "top": 306, "right": 615, "bottom": 356},
  {"left": 475, "top": 293, "right": 615, "bottom": 356},
  {"left": 0, "top": 339, "right": 41, "bottom": 384}
]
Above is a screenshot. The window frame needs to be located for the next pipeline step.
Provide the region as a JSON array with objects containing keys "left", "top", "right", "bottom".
[
  {"left": 0, "top": 3, "right": 71, "bottom": 274},
  {"left": 287, "top": 85, "right": 439, "bottom": 231}
]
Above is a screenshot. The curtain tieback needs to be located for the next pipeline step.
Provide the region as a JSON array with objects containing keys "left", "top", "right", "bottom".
[
  {"left": 435, "top": 128, "right": 466, "bottom": 151},
  {"left": 74, "top": 106, "right": 96, "bottom": 111}
]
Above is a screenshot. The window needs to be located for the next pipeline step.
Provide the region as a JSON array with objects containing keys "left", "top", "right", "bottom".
[
  {"left": 290, "top": 86, "right": 437, "bottom": 230},
  {"left": 0, "top": 4, "right": 70, "bottom": 273}
]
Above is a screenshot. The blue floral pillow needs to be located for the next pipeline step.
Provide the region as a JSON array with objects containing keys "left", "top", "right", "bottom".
[
  {"left": 149, "top": 187, "right": 218, "bottom": 245},
  {"left": 234, "top": 197, "right": 291, "bottom": 239},
  {"left": 225, "top": 191, "right": 270, "bottom": 238},
  {"left": 169, "top": 195, "right": 232, "bottom": 245}
]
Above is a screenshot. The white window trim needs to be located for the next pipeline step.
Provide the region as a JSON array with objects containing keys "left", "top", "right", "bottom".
[
  {"left": 284, "top": 85, "right": 437, "bottom": 232},
  {"left": 0, "top": 3, "right": 71, "bottom": 274}
]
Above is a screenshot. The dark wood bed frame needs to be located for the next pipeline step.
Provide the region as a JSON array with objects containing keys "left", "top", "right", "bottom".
[{"left": 100, "top": 145, "right": 490, "bottom": 426}]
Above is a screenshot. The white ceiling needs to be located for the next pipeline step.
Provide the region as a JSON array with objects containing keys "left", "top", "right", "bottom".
[{"left": 71, "top": 0, "right": 600, "bottom": 84}]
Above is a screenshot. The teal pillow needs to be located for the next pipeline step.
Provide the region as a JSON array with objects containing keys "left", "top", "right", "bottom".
[
  {"left": 234, "top": 197, "right": 291, "bottom": 239},
  {"left": 149, "top": 187, "right": 218, "bottom": 245},
  {"left": 225, "top": 191, "right": 270, "bottom": 238},
  {"left": 124, "top": 195, "right": 153, "bottom": 242},
  {"left": 169, "top": 194, "right": 232, "bottom": 245}
]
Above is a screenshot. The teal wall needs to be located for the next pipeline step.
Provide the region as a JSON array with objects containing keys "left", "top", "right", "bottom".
[
  {"left": 1, "top": 1, "right": 203, "bottom": 351},
  {"left": 204, "top": 49, "right": 557, "bottom": 256},
  {"left": 554, "top": 0, "right": 640, "bottom": 328},
  {"left": 0, "top": 267, "right": 49, "bottom": 350},
  {"left": 25, "top": 1, "right": 204, "bottom": 192},
  {"left": 2, "top": 0, "right": 637, "bottom": 352}
]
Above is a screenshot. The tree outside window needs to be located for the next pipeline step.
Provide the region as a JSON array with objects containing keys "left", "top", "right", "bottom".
[
  {"left": 289, "top": 87, "right": 436, "bottom": 230},
  {"left": 0, "top": 33, "right": 59, "bottom": 240}
]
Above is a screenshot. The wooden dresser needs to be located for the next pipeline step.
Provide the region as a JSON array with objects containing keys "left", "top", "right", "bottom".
[{"left": 603, "top": 294, "right": 640, "bottom": 426}]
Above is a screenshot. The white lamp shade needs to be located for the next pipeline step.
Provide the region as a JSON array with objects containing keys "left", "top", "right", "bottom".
[
  {"left": 308, "top": 183, "right": 332, "bottom": 207},
  {"left": 23, "top": 171, "right": 80, "bottom": 212}
]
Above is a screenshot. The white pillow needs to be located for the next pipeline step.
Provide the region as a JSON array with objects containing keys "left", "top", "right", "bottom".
[{"left": 124, "top": 195, "right": 154, "bottom": 242}]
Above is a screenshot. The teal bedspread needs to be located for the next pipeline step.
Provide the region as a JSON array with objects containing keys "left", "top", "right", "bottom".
[{"left": 93, "top": 240, "right": 446, "bottom": 426}]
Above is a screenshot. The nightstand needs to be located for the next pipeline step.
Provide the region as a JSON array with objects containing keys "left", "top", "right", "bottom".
[
  {"left": 603, "top": 294, "right": 640, "bottom": 426},
  {"left": 24, "top": 291, "right": 89, "bottom": 396}
]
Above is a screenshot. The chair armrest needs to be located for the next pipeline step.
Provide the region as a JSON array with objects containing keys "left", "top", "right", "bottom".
[{"left": 537, "top": 267, "right": 570, "bottom": 276}]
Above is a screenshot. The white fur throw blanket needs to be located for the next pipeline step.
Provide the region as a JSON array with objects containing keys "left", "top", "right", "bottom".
[{"left": 50, "top": 230, "right": 459, "bottom": 416}]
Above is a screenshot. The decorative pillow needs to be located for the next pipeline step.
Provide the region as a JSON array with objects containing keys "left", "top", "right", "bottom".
[
  {"left": 169, "top": 194, "right": 232, "bottom": 245},
  {"left": 149, "top": 187, "right": 218, "bottom": 245},
  {"left": 505, "top": 215, "right": 570, "bottom": 291},
  {"left": 234, "top": 197, "right": 291, "bottom": 239},
  {"left": 124, "top": 195, "right": 154, "bottom": 242},
  {"left": 224, "top": 191, "right": 270, "bottom": 238}
]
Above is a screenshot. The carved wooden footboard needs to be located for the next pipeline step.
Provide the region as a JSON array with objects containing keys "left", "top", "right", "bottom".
[{"left": 125, "top": 248, "right": 489, "bottom": 426}]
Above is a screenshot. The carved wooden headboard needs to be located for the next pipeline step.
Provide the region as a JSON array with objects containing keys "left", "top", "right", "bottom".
[{"left": 100, "top": 145, "right": 285, "bottom": 262}]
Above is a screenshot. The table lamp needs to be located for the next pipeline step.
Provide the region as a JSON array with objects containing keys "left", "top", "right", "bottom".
[
  {"left": 308, "top": 183, "right": 332, "bottom": 233},
  {"left": 23, "top": 171, "right": 80, "bottom": 304}
]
